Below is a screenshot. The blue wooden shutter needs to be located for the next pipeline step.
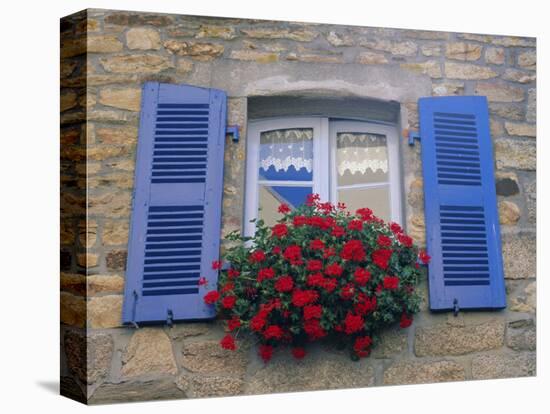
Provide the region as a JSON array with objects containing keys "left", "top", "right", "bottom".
[
  {"left": 418, "top": 96, "right": 506, "bottom": 311},
  {"left": 122, "top": 82, "right": 226, "bottom": 324}
]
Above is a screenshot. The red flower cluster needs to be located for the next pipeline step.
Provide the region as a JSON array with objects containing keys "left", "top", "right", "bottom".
[
  {"left": 353, "top": 336, "right": 372, "bottom": 357},
  {"left": 249, "top": 249, "right": 266, "bottom": 263},
  {"left": 208, "top": 194, "right": 422, "bottom": 361},
  {"left": 257, "top": 267, "right": 275, "bottom": 282},
  {"left": 292, "top": 289, "right": 319, "bottom": 307},
  {"left": 283, "top": 245, "right": 303, "bottom": 265},
  {"left": 383, "top": 276, "right": 400, "bottom": 290},
  {"left": 372, "top": 249, "right": 393, "bottom": 270},
  {"left": 340, "top": 239, "right": 366, "bottom": 261},
  {"left": 274, "top": 275, "right": 294, "bottom": 292}
]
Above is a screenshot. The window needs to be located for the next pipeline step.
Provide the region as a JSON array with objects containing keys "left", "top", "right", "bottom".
[{"left": 244, "top": 117, "right": 402, "bottom": 236}]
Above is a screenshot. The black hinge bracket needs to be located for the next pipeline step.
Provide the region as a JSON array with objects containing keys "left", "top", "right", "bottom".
[
  {"left": 226, "top": 125, "right": 240, "bottom": 143},
  {"left": 166, "top": 309, "right": 174, "bottom": 327},
  {"left": 453, "top": 299, "right": 460, "bottom": 317},
  {"left": 408, "top": 130, "right": 421, "bottom": 146},
  {"left": 130, "top": 290, "right": 140, "bottom": 329}
]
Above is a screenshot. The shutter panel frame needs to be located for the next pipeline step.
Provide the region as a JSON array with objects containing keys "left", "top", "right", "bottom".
[
  {"left": 418, "top": 95, "right": 506, "bottom": 311},
  {"left": 122, "top": 82, "right": 227, "bottom": 325}
]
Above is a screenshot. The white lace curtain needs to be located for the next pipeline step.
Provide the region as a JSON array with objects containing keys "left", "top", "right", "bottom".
[
  {"left": 258, "top": 129, "right": 388, "bottom": 176},
  {"left": 259, "top": 128, "right": 313, "bottom": 173},
  {"left": 337, "top": 133, "right": 388, "bottom": 176}
]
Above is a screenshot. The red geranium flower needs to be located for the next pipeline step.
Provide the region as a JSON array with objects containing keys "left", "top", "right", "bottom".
[
  {"left": 227, "top": 268, "right": 240, "bottom": 279},
  {"left": 283, "top": 245, "right": 303, "bottom": 265},
  {"left": 271, "top": 223, "right": 289, "bottom": 238},
  {"left": 340, "top": 283, "right": 355, "bottom": 300},
  {"left": 212, "top": 260, "right": 223, "bottom": 270},
  {"left": 220, "top": 282, "right": 234, "bottom": 293},
  {"left": 203, "top": 290, "right": 220, "bottom": 305},
  {"left": 221, "top": 295, "right": 237, "bottom": 309},
  {"left": 323, "top": 247, "right": 336, "bottom": 258},
  {"left": 383, "top": 275, "right": 399, "bottom": 290},
  {"left": 355, "top": 294, "right": 377, "bottom": 315},
  {"left": 249, "top": 249, "right": 266, "bottom": 263},
  {"left": 347, "top": 220, "right": 363, "bottom": 231},
  {"left": 263, "top": 325, "right": 284, "bottom": 340},
  {"left": 310, "top": 239, "right": 325, "bottom": 250},
  {"left": 259, "top": 344, "right": 273, "bottom": 362},
  {"left": 306, "top": 259, "right": 323, "bottom": 272},
  {"left": 377, "top": 235, "right": 392, "bottom": 247},
  {"left": 303, "top": 318, "right": 326, "bottom": 339},
  {"left": 272, "top": 246, "right": 281, "bottom": 254},
  {"left": 257, "top": 267, "right": 276, "bottom": 282},
  {"left": 344, "top": 312, "right": 364, "bottom": 334},
  {"left": 291, "top": 347, "right": 306, "bottom": 359},
  {"left": 303, "top": 304, "right": 323, "bottom": 320},
  {"left": 220, "top": 334, "right": 236, "bottom": 351},
  {"left": 337, "top": 202, "right": 347, "bottom": 210},
  {"left": 278, "top": 203, "right": 291, "bottom": 214},
  {"left": 198, "top": 277, "right": 207, "bottom": 286},
  {"left": 318, "top": 201, "right": 333, "bottom": 214},
  {"left": 356, "top": 207, "right": 373, "bottom": 221},
  {"left": 292, "top": 289, "right": 319, "bottom": 307},
  {"left": 372, "top": 249, "right": 393, "bottom": 270},
  {"left": 325, "top": 262, "right": 344, "bottom": 277},
  {"left": 228, "top": 317, "right": 241, "bottom": 331},
  {"left": 399, "top": 313, "right": 413, "bottom": 328},
  {"left": 398, "top": 233, "right": 413, "bottom": 247},
  {"left": 250, "top": 314, "right": 267, "bottom": 332},
  {"left": 340, "top": 239, "right": 366, "bottom": 261},
  {"left": 321, "top": 277, "right": 337, "bottom": 292},
  {"left": 354, "top": 268, "right": 371, "bottom": 286},
  {"left": 390, "top": 222, "right": 403, "bottom": 235},
  {"left": 331, "top": 225, "right": 346, "bottom": 237},
  {"left": 274, "top": 275, "right": 294, "bottom": 292},
  {"left": 419, "top": 250, "right": 431, "bottom": 264},
  {"left": 306, "top": 193, "right": 320, "bottom": 206},
  {"left": 353, "top": 336, "right": 372, "bottom": 357},
  {"left": 293, "top": 215, "right": 307, "bottom": 227}
]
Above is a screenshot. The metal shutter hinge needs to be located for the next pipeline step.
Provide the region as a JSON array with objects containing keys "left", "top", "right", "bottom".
[
  {"left": 166, "top": 309, "right": 174, "bottom": 327},
  {"left": 408, "top": 130, "right": 421, "bottom": 146},
  {"left": 226, "top": 125, "right": 240, "bottom": 143},
  {"left": 130, "top": 290, "right": 140, "bottom": 329},
  {"left": 453, "top": 299, "right": 460, "bottom": 317}
]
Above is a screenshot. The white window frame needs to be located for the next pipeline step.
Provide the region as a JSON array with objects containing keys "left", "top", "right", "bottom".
[{"left": 244, "top": 117, "right": 401, "bottom": 237}]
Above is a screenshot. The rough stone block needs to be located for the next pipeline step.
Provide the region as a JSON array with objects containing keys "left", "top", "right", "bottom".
[
  {"left": 506, "top": 319, "right": 536, "bottom": 351},
  {"left": 126, "top": 28, "right": 161, "bottom": 50},
  {"left": 89, "top": 379, "right": 185, "bottom": 404},
  {"left": 501, "top": 232, "right": 536, "bottom": 279},
  {"left": 414, "top": 320, "right": 504, "bottom": 356},
  {"left": 495, "top": 139, "right": 536, "bottom": 170},
  {"left": 88, "top": 295, "right": 123, "bottom": 328},
  {"left": 383, "top": 360, "right": 465, "bottom": 385},
  {"left": 122, "top": 328, "right": 177, "bottom": 378},
  {"left": 498, "top": 200, "right": 521, "bottom": 225},
  {"left": 246, "top": 352, "right": 374, "bottom": 394},
  {"left": 181, "top": 339, "right": 248, "bottom": 376},
  {"left": 445, "top": 62, "right": 497, "bottom": 79},
  {"left": 472, "top": 352, "right": 535, "bottom": 379}
]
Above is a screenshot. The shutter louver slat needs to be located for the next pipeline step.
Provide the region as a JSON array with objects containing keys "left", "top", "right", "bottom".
[
  {"left": 122, "top": 82, "right": 227, "bottom": 324},
  {"left": 419, "top": 96, "right": 506, "bottom": 311}
]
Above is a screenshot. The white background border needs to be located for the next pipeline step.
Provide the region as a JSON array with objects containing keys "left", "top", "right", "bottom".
[{"left": 0, "top": 1, "right": 545, "bottom": 413}]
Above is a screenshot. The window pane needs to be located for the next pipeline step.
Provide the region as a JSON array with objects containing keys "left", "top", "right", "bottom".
[
  {"left": 259, "top": 128, "right": 313, "bottom": 181},
  {"left": 336, "top": 132, "right": 388, "bottom": 186},
  {"left": 338, "top": 186, "right": 391, "bottom": 222},
  {"left": 258, "top": 185, "right": 312, "bottom": 227}
]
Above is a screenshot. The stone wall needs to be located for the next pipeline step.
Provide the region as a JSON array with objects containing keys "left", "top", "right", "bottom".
[{"left": 60, "top": 9, "right": 536, "bottom": 404}]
